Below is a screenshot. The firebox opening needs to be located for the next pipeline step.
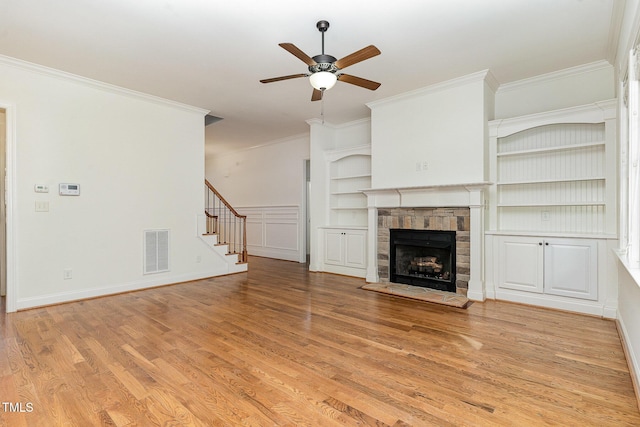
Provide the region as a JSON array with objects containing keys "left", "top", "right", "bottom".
[{"left": 390, "top": 229, "right": 456, "bottom": 292}]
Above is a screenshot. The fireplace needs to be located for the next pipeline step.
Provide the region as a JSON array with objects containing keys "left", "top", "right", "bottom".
[
  {"left": 390, "top": 229, "right": 456, "bottom": 292},
  {"left": 364, "top": 184, "right": 488, "bottom": 300}
]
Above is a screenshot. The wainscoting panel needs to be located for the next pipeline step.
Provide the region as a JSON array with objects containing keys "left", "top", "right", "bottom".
[{"left": 238, "top": 206, "right": 302, "bottom": 262}]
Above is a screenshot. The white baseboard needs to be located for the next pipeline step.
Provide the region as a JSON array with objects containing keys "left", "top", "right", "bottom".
[
  {"left": 248, "top": 245, "right": 300, "bottom": 262},
  {"left": 617, "top": 315, "right": 640, "bottom": 410},
  {"left": 494, "top": 289, "right": 608, "bottom": 317},
  {"left": 15, "top": 269, "right": 230, "bottom": 310}
]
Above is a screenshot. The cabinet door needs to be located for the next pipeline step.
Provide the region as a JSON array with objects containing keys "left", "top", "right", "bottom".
[
  {"left": 344, "top": 230, "right": 366, "bottom": 268},
  {"left": 544, "top": 239, "right": 597, "bottom": 300},
  {"left": 498, "top": 236, "right": 544, "bottom": 293},
  {"left": 324, "top": 230, "right": 345, "bottom": 266}
]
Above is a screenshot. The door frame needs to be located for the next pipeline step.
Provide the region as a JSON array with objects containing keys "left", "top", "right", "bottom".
[{"left": 1, "top": 102, "right": 16, "bottom": 312}]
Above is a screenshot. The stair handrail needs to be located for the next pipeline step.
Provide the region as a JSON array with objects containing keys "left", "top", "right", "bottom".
[{"left": 205, "top": 179, "right": 247, "bottom": 263}]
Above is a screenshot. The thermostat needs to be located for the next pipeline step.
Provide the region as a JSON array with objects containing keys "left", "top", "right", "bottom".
[{"left": 59, "top": 183, "right": 80, "bottom": 196}]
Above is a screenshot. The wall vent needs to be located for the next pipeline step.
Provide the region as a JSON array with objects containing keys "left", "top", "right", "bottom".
[{"left": 144, "top": 229, "right": 169, "bottom": 274}]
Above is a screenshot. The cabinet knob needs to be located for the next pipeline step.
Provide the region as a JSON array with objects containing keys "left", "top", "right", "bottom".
[
  {"left": 545, "top": 242, "right": 549, "bottom": 246},
  {"left": 539, "top": 242, "right": 543, "bottom": 246}
]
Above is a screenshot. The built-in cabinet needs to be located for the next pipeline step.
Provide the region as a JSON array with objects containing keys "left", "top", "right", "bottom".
[
  {"left": 320, "top": 145, "right": 371, "bottom": 278},
  {"left": 498, "top": 235, "right": 598, "bottom": 300},
  {"left": 324, "top": 228, "right": 367, "bottom": 271},
  {"left": 487, "top": 100, "right": 616, "bottom": 316}
]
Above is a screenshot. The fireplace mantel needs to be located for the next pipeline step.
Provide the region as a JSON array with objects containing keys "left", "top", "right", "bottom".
[
  {"left": 363, "top": 182, "right": 490, "bottom": 301},
  {"left": 362, "top": 182, "right": 490, "bottom": 209}
]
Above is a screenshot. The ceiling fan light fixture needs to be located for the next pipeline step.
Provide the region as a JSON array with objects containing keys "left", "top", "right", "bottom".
[{"left": 309, "top": 71, "right": 337, "bottom": 91}]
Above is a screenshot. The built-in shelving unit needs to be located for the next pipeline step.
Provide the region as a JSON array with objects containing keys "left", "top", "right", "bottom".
[
  {"left": 326, "top": 145, "right": 371, "bottom": 227},
  {"left": 488, "top": 103, "right": 616, "bottom": 236},
  {"left": 486, "top": 100, "right": 617, "bottom": 316}
]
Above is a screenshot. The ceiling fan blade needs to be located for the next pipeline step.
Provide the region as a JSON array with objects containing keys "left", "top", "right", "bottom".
[
  {"left": 311, "top": 88, "right": 323, "bottom": 101},
  {"left": 260, "top": 74, "right": 308, "bottom": 84},
  {"left": 279, "top": 43, "right": 316, "bottom": 66},
  {"left": 334, "top": 45, "right": 381, "bottom": 69},
  {"left": 338, "top": 74, "right": 381, "bottom": 91}
]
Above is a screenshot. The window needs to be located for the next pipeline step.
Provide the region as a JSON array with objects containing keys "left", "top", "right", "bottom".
[{"left": 622, "top": 48, "right": 640, "bottom": 268}]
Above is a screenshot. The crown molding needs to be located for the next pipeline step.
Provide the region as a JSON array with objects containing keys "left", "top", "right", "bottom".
[
  {"left": 306, "top": 116, "right": 370, "bottom": 130},
  {"left": 367, "top": 69, "right": 495, "bottom": 108},
  {"left": 0, "top": 54, "right": 208, "bottom": 115},
  {"left": 209, "top": 131, "right": 310, "bottom": 158},
  {"left": 497, "top": 60, "right": 613, "bottom": 94}
]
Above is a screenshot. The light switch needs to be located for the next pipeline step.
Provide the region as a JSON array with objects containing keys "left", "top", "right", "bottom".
[{"left": 35, "top": 201, "right": 49, "bottom": 212}]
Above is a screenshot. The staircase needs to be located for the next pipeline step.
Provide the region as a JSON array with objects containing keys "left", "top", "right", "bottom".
[{"left": 200, "top": 180, "right": 248, "bottom": 274}]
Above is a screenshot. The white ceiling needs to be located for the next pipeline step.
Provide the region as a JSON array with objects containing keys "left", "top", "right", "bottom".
[{"left": 0, "top": 0, "right": 622, "bottom": 156}]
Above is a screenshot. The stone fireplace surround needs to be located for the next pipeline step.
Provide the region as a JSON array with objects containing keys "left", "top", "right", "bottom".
[
  {"left": 363, "top": 183, "right": 489, "bottom": 301},
  {"left": 380, "top": 208, "right": 469, "bottom": 294}
]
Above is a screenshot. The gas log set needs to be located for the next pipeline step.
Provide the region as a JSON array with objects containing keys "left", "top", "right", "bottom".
[{"left": 408, "top": 256, "right": 451, "bottom": 281}]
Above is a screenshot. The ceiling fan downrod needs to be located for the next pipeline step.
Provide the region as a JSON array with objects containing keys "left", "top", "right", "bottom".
[
  {"left": 317, "top": 20, "right": 329, "bottom": 55},
  {"left": 311, "top": 20, "right": 337, "bottom": 73}
]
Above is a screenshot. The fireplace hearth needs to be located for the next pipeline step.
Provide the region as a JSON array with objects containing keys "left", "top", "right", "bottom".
[{"left": 390, "top": 229, "right": 456, "bottom": 292}]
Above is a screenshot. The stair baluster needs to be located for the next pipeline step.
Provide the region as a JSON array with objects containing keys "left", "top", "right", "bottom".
[{"left": 204, "top": 180, "right": 247, "bottom": 263}]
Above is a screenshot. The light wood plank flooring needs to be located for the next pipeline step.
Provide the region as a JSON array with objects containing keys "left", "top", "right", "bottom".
[{"left": 0, "top": 256, "right": 638, "bottom": 426}]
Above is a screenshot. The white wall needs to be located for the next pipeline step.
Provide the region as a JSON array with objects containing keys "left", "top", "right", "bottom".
[
  {"left": 0, "top": 56, "right": 232, "bottom": 311},
  {"left": 205, "top": 134, "right": 310, "bottom": 262},
  {"left": 618, "top": 263, "right": 640, "bottom": 397},
  {"left": 205, "top": 134, "right": 309, "bottom": 206},
  {"left": 368, "top": 71, "right": 495, "bottom": 189}
]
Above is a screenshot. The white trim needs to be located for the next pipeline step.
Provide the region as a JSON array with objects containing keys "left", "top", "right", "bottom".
[
  {"left": 489, "top": 99, "right": 617, "bottom": 138},
  {"left": 607, "top": 0, "right": 626, "bottom": 65},
  {"left": 497, "top": 61, "right": 613, "bottom": 94},
  {"left": 494, "top": 288, "right": 612, "bottom": 317},
  {"left": 0, "top": 54, "right": 208, "bottom": 115},
  {"left": 237, "top": 205, "right": 302, "bottom": 262},
  {"left": 628, "top": 49, "right": 640, "bottom": 268},
  {"left": 15, "top": 270, "right": 230, "bottom": 311},
  {"left": 325, "top": 144, "right": 371, "bottom": 162},
  {"left": 305, "top": 117, "right": 371, "bottom": 130},
  {"left": 618, "top": 314, "right": 640, "bottom": 404},
  {"left": 0, "top": 102, "right": 16, "bottom": 313},
  {"left": 366, "top": 70, "right": 496, "bottom": 108},
  {"left": 211, "top": 132, "right": 310, "bottom": 157}
]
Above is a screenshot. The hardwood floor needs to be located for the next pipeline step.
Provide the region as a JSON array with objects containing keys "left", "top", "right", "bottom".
[{"left": 0, "top": 256, "right": 638, "bottom": 426}]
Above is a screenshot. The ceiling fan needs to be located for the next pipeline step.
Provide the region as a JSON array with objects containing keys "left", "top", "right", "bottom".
[{"left": 260, "top": 20, "right": 381, "bottom": 101}]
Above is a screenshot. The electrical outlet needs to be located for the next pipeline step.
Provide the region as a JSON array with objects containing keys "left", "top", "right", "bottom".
[
  {"left": 541, "top": 211, "right": 550, "bottom": 221},
  {"left": 415, "top": 161, "right": 428, "bottom": 172},
  {"left": 196, "top": 255, "right": 202, "bottom": 263},
  {"left": 63, "top": 269, "right": 72, "bottom": 280}
]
